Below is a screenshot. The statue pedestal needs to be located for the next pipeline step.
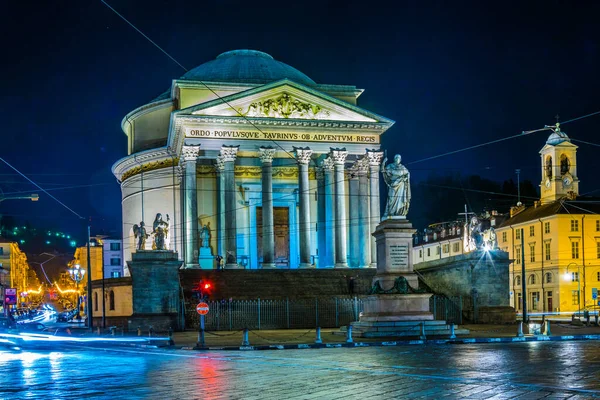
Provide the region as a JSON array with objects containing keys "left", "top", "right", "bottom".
[
  {"left": 198, "top": 247, "right": 214, "bottom": 270},
  {"left": 127, "top": 250, "right": 183, "bottom": 331}
]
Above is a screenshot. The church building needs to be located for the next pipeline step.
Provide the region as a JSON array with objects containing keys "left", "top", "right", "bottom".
[
  {"left": 496, "top": 125, "right": 600, "bottom": 315},
  {"left": 112, "top": 50, "right": 395, "bottom": 271}
]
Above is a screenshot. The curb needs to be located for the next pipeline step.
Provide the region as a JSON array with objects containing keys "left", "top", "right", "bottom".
[{"left": 179, "top": 334, "right": 600, "bottom": 351}]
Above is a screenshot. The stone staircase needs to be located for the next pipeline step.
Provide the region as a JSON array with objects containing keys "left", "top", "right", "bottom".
[{"left": 347, "top": 320, "right": 469, "bottom": 338}]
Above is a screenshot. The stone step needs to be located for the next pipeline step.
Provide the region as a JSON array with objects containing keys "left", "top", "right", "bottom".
[
  {"left": 352, "top": 320, "right": 448, "bottom": 327},
  {"left": 355, "top": 328, "right": 470, "bottom": 338}
]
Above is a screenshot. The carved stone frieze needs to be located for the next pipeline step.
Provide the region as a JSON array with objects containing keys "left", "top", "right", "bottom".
[
  {"left": 238, "top": 93, "right": 331, "bottom": 120},
  {"left": 120, "top": 157, "right": 180, "bottom": 182}
]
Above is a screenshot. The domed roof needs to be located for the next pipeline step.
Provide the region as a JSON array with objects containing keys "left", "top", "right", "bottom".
[
  {"left": 546, "top": 126, "right": 571, "bottom": 146},
  {"left": 180, "top": 50, "right": 316, "bottom": 86}
]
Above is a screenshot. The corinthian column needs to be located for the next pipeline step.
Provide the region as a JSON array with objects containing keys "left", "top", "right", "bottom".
[
  {"left": 330, "top": 148, "right": 348, "bottom": 268},
  {"left": 366, "top": 149, "right": 384, "bottom": 268},
  {"left": 348, "top": 162, "right": 359, "bottom": 267},
  {"left": 259, "top": 146, "right": 276, "bottom": 269},
  {"left": 294, "top": 147, "right": 313, "bottom": 268},
  {"left": 357, "top": 157, "right": 370, "bottom": 268},
  {"left": 182, "top": 144, "right": 201, "bottom": 267},
  {"left": 215, "top": 155, "right": 225, "bottom": 261},
  {"left": 221, "top": 145, "right": 239, "bottom": 269},
  {"left": 321, "top": 157, "right": 335, "bottom": 268}
]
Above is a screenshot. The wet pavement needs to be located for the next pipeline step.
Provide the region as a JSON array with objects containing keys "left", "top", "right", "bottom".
[{"left": 1, "top": 340, "right": 600, "bottom": 399}]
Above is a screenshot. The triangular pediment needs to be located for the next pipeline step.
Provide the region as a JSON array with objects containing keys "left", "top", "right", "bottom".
[{"left": 180, "top": 79, "right": 391, "bottom": 124}]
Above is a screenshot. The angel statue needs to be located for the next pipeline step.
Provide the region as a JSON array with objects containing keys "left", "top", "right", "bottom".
[
  {"left": 381, "top": 154, "right": 411, "bottom": 218},
  {"left": 133, "top": 221, "right": 149, "bottom": 251},
  {"left": 152, "top": 213, "right": 170, "bottom": 250}
]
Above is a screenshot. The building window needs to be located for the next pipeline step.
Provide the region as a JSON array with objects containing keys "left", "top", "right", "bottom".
[
  {"left": 597, "top": 271, "right": 600, "bottom": 282},
  {"left": 528, "top": 274, "right": 536, "bottom": 285},
  {"left": 571, "top": 272, "right": 579, "bottom": 282},
  {"left": 111, "top": 272, "right": 121, "bottom": 278},
  {"left": 531, "top": 292, "right": 540, "bottom": 310},
  {"left": 514, "top": 275, "right": 521, "bottom": 286},
  {"left": 517, "top": 292, "right": 522, "bottom": 310},
  {"left": 572, "top": 290, "right": 579, "bottom": 305},
  {"left": 529, "top": 244, "right": 535, "bottom": 262},
  {"left": 110, "top": 242, "right": 121, "bottom": 251},
  {"left": 515, "top": 247, "right": 521, "bottom": 264},
  {"left": 544, "top": 242, "right": 551, "bottom": 261},
  {"left": 453, "top": 242, "right": 460, "bottom": 252},
  {"left": 544, "top": 222, "right": 550, "bottom": 234},
  {"left": 109, "top": 290, "right": 115, "bottom": 311},
  {"left": 94, "top": 292, "right": 98, "bottom": 312},
  {"left": 571, "top": 242, "right": 580, "bottom": 259},
  {"left": 571, "top": 220, "right": 579, "bottom": 232},
  {"left": 419, "top": 249, "right": 422, "bottom": 258},
  {"left": 597, "top": 220, "right": 600, "bottom": 232},
  {"left": 0, "top": 247, "right": 3, "bottom": 255},
  {"left": 516, "top": 230, "right": 521, "bottom": 240},
  {"left": 502, "top": 232, "right": 507, "bottom": 242},
  {"left": 110, "top": 258, "right": 121, "bottom": 266},
  {"left": 427, "top": 248, "right": 430, "bottom": 257},
  {"left": 597, "top": 242, "right": 600, "bottom": 259},
  {"left": 442, "top": 244, "right": 449, "bottom": 254},
  {"left": 545, "top": 272, "right": 552, "bottom": 283},
  {"left": 529, "top": 226, "right": 535, "bottom": 237}
]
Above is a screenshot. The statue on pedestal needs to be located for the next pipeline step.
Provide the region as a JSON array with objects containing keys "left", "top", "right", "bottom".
[
  {"left": 200, "top": 225, "right": 211, "bottom": 248},
  {"left": 381, "top": 154, "right": 411, "bottom": 218},
  {"left": 152, "top": 213, "right": 170, "bottom": 250},
  {"left": 133, "top": 221, "right": 149, "bottom": 251}
]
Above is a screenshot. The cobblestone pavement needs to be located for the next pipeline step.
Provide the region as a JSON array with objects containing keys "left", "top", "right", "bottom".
[{"left": 1, "top": 341, "right": 599, "bottom": 399}]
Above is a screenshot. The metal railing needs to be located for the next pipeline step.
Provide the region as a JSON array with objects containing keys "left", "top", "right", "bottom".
[{"left": 185, "top": 295, "right": 463, "bottom": 330}]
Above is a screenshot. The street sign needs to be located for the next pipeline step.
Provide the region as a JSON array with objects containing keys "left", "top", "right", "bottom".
[
  {"left": 5, "top": 288, "right": 17, "bottom": 305},
  {"left": 593, "top": 288, "right": 598, "bottom": 300},
  {"left": 196, "top": 302, "right": 209, "bottom": 315}
]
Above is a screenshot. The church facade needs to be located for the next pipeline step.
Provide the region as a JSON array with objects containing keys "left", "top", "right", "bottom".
[{"left": 112, "top": 50, "right": 394, "bottom": 271}]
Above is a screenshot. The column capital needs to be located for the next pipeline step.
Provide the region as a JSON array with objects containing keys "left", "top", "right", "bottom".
[
  {"left": 320, "top": 156, "right": 335, "bottom": 171},
  {"left": 330, "top": 148, "right": 348, "bottom": 165},
  {"left": 182, "top": 144, "right": 201, "bottom": 162},
  {"left": 215, "top": 155, "right": 225, "bottom": 172},
  {"left": 259, "top": 146, "right": 276, "bottom": 164},
  {"left": 352, "top": 157, "right": 370, "bottom": 176},
  {"left": 366, "top": 149, "right": 384, "bottom": 166},
  {"left": 220, "top": 145, "right": 239, "bottom": 162},
  {"left": 294, "top": 147, "right": 313, "bottom": 165}
]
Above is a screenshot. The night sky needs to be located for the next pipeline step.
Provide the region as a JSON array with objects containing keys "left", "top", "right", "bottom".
[{"left": 1, "top": 1, "right": 599, "bottom": 241}]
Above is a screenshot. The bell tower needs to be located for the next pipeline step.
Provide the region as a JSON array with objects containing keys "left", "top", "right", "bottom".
[{"left": 539, "top": 123, "right": 579, "bottom": 204}]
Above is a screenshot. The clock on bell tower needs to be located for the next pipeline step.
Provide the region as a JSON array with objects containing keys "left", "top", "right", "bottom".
[{"left": 539, "top": 123, "right": 579, "bottom": 204}]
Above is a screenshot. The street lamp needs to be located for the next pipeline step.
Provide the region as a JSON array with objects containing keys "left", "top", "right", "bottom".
[
  {"left": 68, "top": 264, "right": 85, "bottom": 319},
  {"left": 563, "top": 262, "right": 581, "bottom": 318}
]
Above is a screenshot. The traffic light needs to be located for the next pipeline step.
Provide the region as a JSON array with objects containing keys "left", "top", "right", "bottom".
[{"left": 192, "top": 280, "right": 212, "bottom": 301}]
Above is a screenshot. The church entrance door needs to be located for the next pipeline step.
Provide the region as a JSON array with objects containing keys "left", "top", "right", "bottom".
[{"left": 257, "top": 207, "right": 290, "bottom": 267}]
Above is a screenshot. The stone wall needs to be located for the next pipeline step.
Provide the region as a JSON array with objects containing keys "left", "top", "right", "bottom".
[{"left": 414, "top": 250, "right": 515, "bottom": 323}]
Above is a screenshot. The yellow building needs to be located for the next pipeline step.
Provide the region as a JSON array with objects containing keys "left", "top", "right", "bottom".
[
  {"left": 497, "top": 125, "right": 600, "bottom": 315},
  {"left": 0, "top": 238, "right": 32, "bottom": 305},
  {"left": 71, "top": 242, "right": 103, "bottom": 281}
]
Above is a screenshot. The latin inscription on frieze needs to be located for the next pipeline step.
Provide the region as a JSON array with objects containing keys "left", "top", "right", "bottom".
[
  {"left": 389, "top": 244, "right": 408, "bottom": 268},
  {"left": 185, "top": 128, "right": 379, "bottom": 144}
]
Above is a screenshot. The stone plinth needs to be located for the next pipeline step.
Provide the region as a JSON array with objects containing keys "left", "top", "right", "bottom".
[
  {"left": 361, "top": 294, "right": 433, "bottom": 321},
  {"left": 372, "top": 218, "right": 418, "bottom": 289},
  {"left": 127, "top": 250, "right": 183, "bottom": 331},
  {"left": 198, "top": 247, "right": 214, "bottom": 269}
]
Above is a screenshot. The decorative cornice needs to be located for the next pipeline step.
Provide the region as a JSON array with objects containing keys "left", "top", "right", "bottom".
[
  {"left": 258, "top": 146, "right": 276, "bottom": 164},
  {"left": 181, "top": 144, "right": 201, "bottom": 162},
  {"left": 220, "top": 145, "right": 239, "bottom": 162},
  {"left": 120, "top": 157, "right": 179, "bottom": 182},
  {"left": 330, "top": 148, "right": 348, "bottom": 165},
  {"left": 294, "top": 147, "right": 313, "bottom": 165}
]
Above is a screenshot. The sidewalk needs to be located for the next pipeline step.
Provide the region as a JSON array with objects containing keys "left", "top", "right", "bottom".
[{"left": 169, "top": 322, "right": 600, "bottom": 350}]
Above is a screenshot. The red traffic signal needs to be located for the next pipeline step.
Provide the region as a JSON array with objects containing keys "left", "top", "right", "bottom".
[{"left": 203, "top": 282, "right": 211, "bottom": 290}]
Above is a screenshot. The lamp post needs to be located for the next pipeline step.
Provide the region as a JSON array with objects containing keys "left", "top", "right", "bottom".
[
  {"left": 68, "top": 264, "right": 85, "bottom": 320},
  {"left": 563, "top": 262, "right": 581, "bottom": 317}
]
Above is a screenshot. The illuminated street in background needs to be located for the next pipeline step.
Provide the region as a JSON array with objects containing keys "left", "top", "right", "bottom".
[{"left": 1, "top": 341, "right": 599, "bottom": 399}]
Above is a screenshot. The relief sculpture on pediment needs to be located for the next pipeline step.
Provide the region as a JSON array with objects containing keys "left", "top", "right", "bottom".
[{"left": 238, "top": 93, "right": 330, "bottom": 120}]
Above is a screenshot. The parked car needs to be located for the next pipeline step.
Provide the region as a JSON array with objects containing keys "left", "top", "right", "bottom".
[{"left": 17, "top": 322, "right": 47, "bottom": 332}]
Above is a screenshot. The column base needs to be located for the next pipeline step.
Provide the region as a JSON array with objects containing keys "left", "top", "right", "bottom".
[
  {"left": 369, "top": 263, "right": 377, "bottom": 268},
  {"left": 261, "top": 263, "right": 277, "bottom": 269},
  {"left": 225, "top": 263, "right": 242, "bottom": 269},
  {"left": 184, "top": 263, "right": 200, "bottom": 269},
  {"left": 298, "top": 263, "right": 314, "bottom": 269},
  {"left": 335, "top": 262, "right": 349, "bottom": 268}
]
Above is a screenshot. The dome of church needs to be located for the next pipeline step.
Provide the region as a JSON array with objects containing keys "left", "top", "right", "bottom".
[
  {"left": 180, "top": 50, "right": 316, "bottom": 86},
  {"left": 546, "top": 129, "right": 571, "bottom": 145}
]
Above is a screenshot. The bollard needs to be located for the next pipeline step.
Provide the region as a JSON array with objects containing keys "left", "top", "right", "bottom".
[
  {"left": 110, "top": 326, "right": 116, "bottom": 336},
  {"left": 242, "top": 328, "right": 250, "bottom": 346},
  {"left": 96, "top": 327, "right": 100, "bottom": 335},
  {"left": 315, "top": 327, "right": 322, "bottom": 344},
  {"left": 516, "top": 321, "right": 524, "bottom": 337},
  {"left": 168, "top": 326, "right": 174, "bottom": 343},
  {"left": 595, "top": 315, "right": 599, "bottom": 327},
  {"left": 346, "top": 325, "right": 353, "bottom": 343},
  {"left": 545, "top": 320, "right": 551, "bottom": 336},
  {"left": 449, "top": 324, "right": 457, "bottom": 339},
  {"left": 137, "top": 327, "right": 142, "bottom": 336},
  {"left": 419, "top": 322, "right": 426, "bottom": 340},
  {"left": 149, "top": 326, "right": 154, "bottom": 338}
]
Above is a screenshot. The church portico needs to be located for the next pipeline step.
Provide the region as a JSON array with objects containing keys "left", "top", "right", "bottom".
[{"left": 112, "top": 50, "right": 395, "bottom": 274}]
